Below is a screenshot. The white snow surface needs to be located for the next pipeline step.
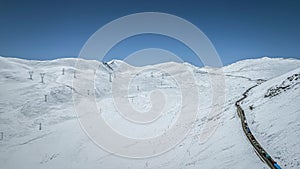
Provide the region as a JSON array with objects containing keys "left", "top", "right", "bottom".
[
  {"left": 241, "top": 67, "right": 300, "bottom": 169},
  {"left": 0, "top": 56, "right": 299, "bottom": 169}
]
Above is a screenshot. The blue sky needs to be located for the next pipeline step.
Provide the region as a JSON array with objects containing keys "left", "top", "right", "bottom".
[{"left": 0, "top": 0, "right": 299, "bottom": 66}]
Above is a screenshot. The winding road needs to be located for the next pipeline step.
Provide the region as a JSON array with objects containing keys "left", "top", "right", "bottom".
[{"left": 235, "top": 85, "right": 282, "bottom": 169}]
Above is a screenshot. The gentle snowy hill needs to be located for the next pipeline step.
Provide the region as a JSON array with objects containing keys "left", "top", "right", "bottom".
[
  {"left": 223, "top": 57, "right": 300, "bottom": 80},
  {"left": 0, "top": 56, "right": 299, "bottom": 169}
]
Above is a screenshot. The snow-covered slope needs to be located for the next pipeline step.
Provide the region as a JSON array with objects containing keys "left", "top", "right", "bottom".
[
  {"left": 223, "top": 57, "right": 300, "bottom": 80},
  {"left": 241, "top": 67, "right": 300, "bottom": 169},
  {"left": 0, "top": 56, "right": 299, "bottom": 169}
]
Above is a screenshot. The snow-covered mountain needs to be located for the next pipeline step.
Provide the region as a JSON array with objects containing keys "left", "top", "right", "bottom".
[{"left": 0, "top": 56, "right": 299, "bottom": 169}]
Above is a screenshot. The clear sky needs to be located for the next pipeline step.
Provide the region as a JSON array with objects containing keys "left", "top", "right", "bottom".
[{"left": 0, "top": 0, "right": 299, "bottom": 66}]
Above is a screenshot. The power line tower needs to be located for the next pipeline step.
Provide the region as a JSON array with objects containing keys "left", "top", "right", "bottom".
[
  {"left": 44, "top": 94, "right": 48, "bottom": 102},
  {"left": 0, "top": 132, "right": 3, "bottom": 141},
  {"left": 40, "top": 73, "right": 45, "bottom": 83},
  {"left": 74, "top": 70, "right": 76, "bottom": 78},
  {"left": 28, "top": 71, "right": 34, "bottom": 80},
  {"left": 109, "top": 73, "right": 112, "bottom": 82}
]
